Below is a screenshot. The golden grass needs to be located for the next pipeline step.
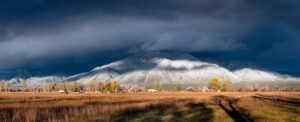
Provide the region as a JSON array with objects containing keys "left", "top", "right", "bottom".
[{"left": 0, "top": 92, "right": 300, "bottom": 122}]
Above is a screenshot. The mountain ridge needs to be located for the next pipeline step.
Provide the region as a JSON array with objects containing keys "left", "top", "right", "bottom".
[
  {"left": 63, "top": 52, "right": 300, "bottom": 84},
  {"left": 4, "top": 52, "right": 300, "bottom": 86}
]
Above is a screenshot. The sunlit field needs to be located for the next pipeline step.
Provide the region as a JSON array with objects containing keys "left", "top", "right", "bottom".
[{"left": 1, "top": 92, "right": 300, "bottom": 122}]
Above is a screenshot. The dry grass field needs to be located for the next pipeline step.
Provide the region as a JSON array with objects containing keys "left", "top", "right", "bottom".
[{"left": 1, "top": 92, "right": 300, "bottom": 122}]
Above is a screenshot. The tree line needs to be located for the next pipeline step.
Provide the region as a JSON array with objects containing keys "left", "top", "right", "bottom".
[
  {"left": 0, "top": 80, "right": 118, "bottom": 93},
  {"left": 42, "top": 80, "right": 117, "bottom": 92},
  {"left": 1, "top": 78, "right": 299, "bottom": 92}
]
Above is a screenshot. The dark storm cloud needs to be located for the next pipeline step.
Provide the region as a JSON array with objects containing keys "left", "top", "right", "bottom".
[{"left": 0, "top": 0, "right": 299, "bottom": 74}]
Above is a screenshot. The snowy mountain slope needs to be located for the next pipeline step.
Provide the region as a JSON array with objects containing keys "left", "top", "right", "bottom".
[
  {"left": 62, "top": 52, "right": 300, "bottom": 84},
  {"left": 233, "top": 68, "right": 299, "bottom": 82},
  {"left": 7, "top": 76, "right": 65, "bottom": 87},
  {"left": 5, "top": 52, "right": 300, "bottom": 86},
  {"left": 26, "top": 76, "right": 65, "bottom": 86}
]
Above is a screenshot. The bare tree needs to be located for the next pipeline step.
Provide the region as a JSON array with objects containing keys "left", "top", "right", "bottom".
[
  {"left": 78, "top": 81, "right": 85, "bottom": 91},
  {"left": 4, "top": 82, "right": 11, "bottom": 92},
  {"left": 246, "top": 81, "right": 259, "bottom": 91},
  {"left": 43, "top": 83, "right": 49, "bottom": 92},
  {"left": 96, "top": 81, "right": 103, "bottom": 92},
  {"left": 274, "top": 85, "right": 279, "bottom": 91},
  {"left": 88, "top": 80, "right": 97, "bottom": 92},
  {"left": 264, "top": 85, "right": 270, "bottom": 92}
]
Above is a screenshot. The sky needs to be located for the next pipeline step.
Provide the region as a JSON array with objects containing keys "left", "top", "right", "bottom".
[{"left": 0, "top": 0, "right": 300, "bottom": 76}]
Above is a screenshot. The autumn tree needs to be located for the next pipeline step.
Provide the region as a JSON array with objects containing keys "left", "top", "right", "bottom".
[
  {"left": 104, "top": 80, "right": 111, "bottom": 91},
  {"left": 175, "top": 84, "right": 182, "bottom": 91},
  {"left": 4, "top": 82, "right": 11, "bottom": 92},
  {"left": 50, "top": 83, "right": 57, "bottom": 92},
  {"left": 58, "top": 82, "right": 64, "bottom": 90},
  {"left": 221, "top": 80, "right": 232, "bottom": 92},
  {"left": 161, "top": 83, "right": 165, "bottom": 91},
  {"left": 110, "top": 80, "right": 117, "bottom": 92},
  {"left": 0, "top": 80, "right": 4, "bottom": 92},
  {"left": 72, "top": 81, "right": 78, "bottom": 92},
  {"left": 20, "top": 79, "right": 27, "bottom": 91},
  {"left": 64, "top": 82, "right": 70, "bottom": 92},
  {"left": 88, "top": 80, "right": 96, "bottom": 92},
  {"left": 154, "top": 80, "right": 159, "bottom": 90},
  {"left": 154, "top": 80, "right": 164, "bottom": 91},
  {"left": 207, "top": 78, "right": 221, "bottom": 91}
]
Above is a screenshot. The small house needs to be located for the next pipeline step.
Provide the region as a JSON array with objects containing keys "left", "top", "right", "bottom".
[
  {"left": 58, "top": 90, "right": 65, "bottom": 94},
  {"left": 186, "top": 87, "right": 195, "bottom": 92},
  {"left": 148, "top": 89, "right": 157, "bottom": 92}
]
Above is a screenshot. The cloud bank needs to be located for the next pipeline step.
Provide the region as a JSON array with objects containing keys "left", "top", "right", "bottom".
[{"left": 0, "top": 0, "right": 299, "bottom": 74}]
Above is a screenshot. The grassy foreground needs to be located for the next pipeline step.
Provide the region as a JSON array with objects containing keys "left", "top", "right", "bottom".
[{"left": 0, "top": 92, "right": 300, "bottom": 122}]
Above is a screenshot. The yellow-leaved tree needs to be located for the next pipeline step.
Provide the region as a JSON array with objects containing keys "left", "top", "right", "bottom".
[
  {"left": 110, "top": 80, "right": 117, "bottom": 92},
  {"left": 88, "top": 80, "right": 97, "bottom": 92},
  {"left": 50, "top": 83, "right": 57, "bottom": 92},
  {"left": 64, "top": 82, "right": 69, "bottom": 92},
  {"left": 58, "top": 82, "right": 64, "bottom": 90},
  {"left": 104, "top": 80, "right": 111, "bottom": 91},
  {"left": 20, "top": 79, "right": 27, "bottom": 91},
  {"left": 154, "top": 80, "right": 159, "bottom": 90},
  {"left": 207, "top": 78, "right": 221, "bottom": 91},
  {"left": 0, "top": 80, "right": 4, "bottom": 92},
  {"left": 154, "top": 80, "right": 164, "bottom": 91}
]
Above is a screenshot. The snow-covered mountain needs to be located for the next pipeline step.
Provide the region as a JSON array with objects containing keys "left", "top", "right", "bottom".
[
  {"left": 7, "top": 76, "right": 65, "bottom": 87},
  {"left": 63, "top": 52, "right": 300, "bottom": 84},
  {"left": 5, "top": 52, "right": 300, "bottom": 86}
]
